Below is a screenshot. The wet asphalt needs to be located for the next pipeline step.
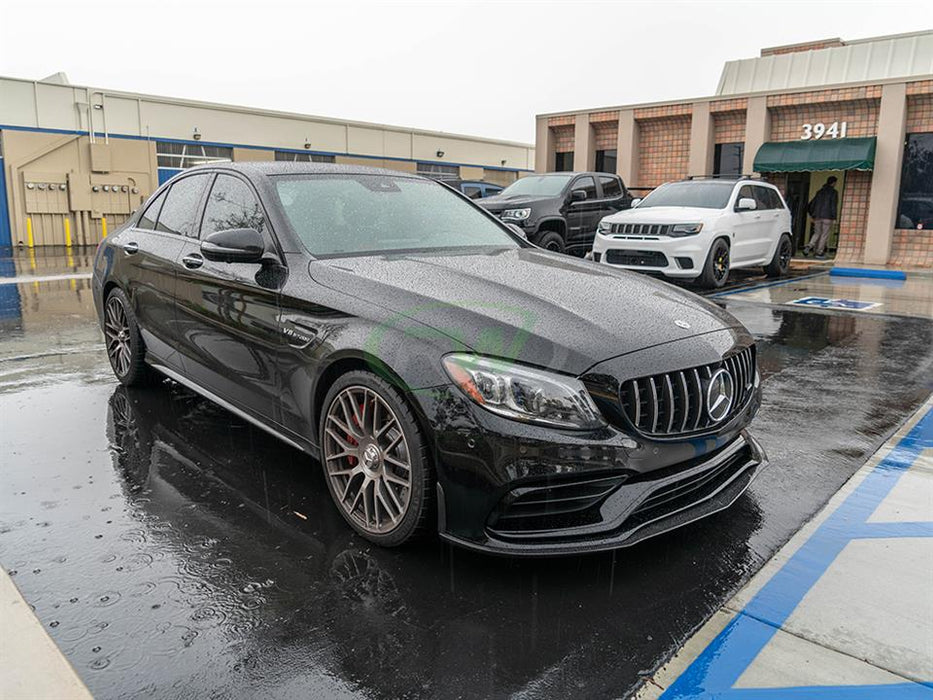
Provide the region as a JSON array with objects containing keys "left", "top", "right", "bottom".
[{"left": 1, "top": 252, "right": 931, "bottom": 699}]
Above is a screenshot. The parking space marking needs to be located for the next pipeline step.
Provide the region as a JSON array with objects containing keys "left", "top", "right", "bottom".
[
  {"left": 0, "top": 273, "right": 92, "bottom": 285},
  {"left": 656, "top": 401, "right": 933, "bottom": 699},
  {"left": 710, "top": 271, "right": 830, "bottom": 298}
]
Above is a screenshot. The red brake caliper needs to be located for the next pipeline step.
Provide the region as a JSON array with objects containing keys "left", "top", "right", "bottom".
[{"left": 345, "top": 402, "right": 366, "bottom": 466}]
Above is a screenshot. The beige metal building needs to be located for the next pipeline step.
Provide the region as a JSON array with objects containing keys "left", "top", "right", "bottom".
[
  {"left": 0, "top": 74, "right": 534, "bottom": 248},
  {"left": 536, "top": 32, "right": 933, "bottom": 267}
]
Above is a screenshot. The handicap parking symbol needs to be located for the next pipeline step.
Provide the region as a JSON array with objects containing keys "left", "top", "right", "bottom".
[{"left": 788, "top": 296, "right": 881, "bottom": 311}]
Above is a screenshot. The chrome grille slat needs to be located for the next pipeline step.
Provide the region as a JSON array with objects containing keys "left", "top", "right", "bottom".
[{"left": 619, "top": 346, "right": 756, "bottom": 438}]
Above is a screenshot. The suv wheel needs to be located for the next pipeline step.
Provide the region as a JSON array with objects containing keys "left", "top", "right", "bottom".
[
  {"left": 319, "top": 371, "right": 434, "bottom": 546},
  {"left": 765, "top": 234, "right": 793, "bottom": 277},
  {"left": 698, "top": 238, "right": 730, "bottom": 289},
  {"left": 536, "top": 231, "right": 564, "bottom": 253}
]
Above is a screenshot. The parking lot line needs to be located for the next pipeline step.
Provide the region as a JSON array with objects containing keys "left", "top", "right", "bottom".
[{"left": 639, "top": 398, "right": 933, "bottom": 699}]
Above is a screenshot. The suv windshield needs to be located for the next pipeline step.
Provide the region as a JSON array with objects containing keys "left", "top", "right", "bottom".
[
  {"left": 274, "top": 174, "right": 520, "bottom": 257},
  {"left": 499, "top": 175, "right": 573, "bottom": 197},
  {"left": 638, "top": 181, "right": 735, "bottom": 209}
]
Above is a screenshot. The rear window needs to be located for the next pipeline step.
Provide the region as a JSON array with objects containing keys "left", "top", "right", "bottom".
[{"left": 639, "top": 182, "right": 734, "bottom": 209}]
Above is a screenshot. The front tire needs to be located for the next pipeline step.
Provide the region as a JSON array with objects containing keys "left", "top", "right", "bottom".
[
  {"left": 765, "top": 233, "right": 793, "bottom": 277},
  {"left": 103, "top": 288, "right": 154, "bottom": 387},
  {"left": 319, "top": 371, "right": 433, "bottom": 547},
  {"left": 698, "top": 238, "right": 731, "bottom": 289},
  {"left": 536, "top": 231, "right": 565, "bottom": 253}
]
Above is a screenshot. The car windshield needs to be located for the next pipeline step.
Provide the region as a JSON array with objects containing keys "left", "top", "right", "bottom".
[
  {"left": 274, "top": 175, "right": 521, "bottom": 257},
  {"left": 638, "top": 181, "right": 735, "bottom": 209},
  {"left": 498, "top": 174, "right": 573, "bottom": 197}
]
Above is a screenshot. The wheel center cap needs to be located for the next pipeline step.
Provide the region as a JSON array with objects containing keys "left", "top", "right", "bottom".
[{"left": 361, "top": 443, "right": 382, "bottom": 471}]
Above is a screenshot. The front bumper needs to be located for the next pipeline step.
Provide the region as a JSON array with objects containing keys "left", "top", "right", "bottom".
[
  {"left": 592, "top": 233, "right": 707, "bottom": 278},
  {"left": 419, "top": 354, "right": 765, "bottom": 556}
]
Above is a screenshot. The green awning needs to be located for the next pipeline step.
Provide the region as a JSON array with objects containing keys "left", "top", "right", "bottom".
[{"left": 753, "top": 137, "right": 876, "bottom": 173}]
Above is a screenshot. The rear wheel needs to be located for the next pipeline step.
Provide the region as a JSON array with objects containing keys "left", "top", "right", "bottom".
[
  {"left": 765, "top": 233, "right": 793, "bottom": 277},
  {"left": 319, "top": 371, "right": 433, "bottom": 546},
  {"left": 103, "top": 288, "right": 154, "bottom": 387},
  {"left": 698, "top": 238, "right": 731, "bottom": 289},
  {"left": 536, "top": 231, "right": 565, "bottom": 253}
]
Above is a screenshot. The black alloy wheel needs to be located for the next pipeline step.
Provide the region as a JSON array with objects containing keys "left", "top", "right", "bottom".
[
  {"left": 699, "top": 239, "right": 731, "bottom": 289},
  {"left": 103, "top": 289, "right": 153, "bottom": 387},
  {"left": 765, "top": 234, "right": 793, "bottom": 277}
]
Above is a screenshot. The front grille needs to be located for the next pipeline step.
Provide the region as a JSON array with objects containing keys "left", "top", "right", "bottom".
[
  {"left": 619, "top": 345, "right": 756, "bottom": 437},
  {"left": 605, "top": 249, "right": 669, "bottom": 267},
  {"left": 609, "top": 223, "right": 672, "bottom": 236},
  {"left": 488, "top": 473, "right": 629, "bottom": 534}
]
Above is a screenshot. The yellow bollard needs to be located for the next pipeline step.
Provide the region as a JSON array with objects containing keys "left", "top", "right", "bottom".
[
  {"left": 101, "top": 216, "right": 108, "bottom": 239},
  {"left": 64, "top": 217, "right": 72, "bottom": 248},
  {"left": 26, "top": 217, "right": 34, "bottom": 248}
]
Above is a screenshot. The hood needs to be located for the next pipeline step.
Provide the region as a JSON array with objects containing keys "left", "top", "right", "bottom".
[
  {"left": 476, "top": 194, "right": 554, "bottom": 212},
  {"left": 602, "top": 206, "right": 720, "bottom": 224},
  {"left": 309, "top": 248, "right": 743, "bottom": 375}
]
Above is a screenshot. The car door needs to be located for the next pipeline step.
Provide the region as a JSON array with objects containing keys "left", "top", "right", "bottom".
[
  {"left": 173, "top": 172, "right": 285, "bottom": 424},
  {"left": 121, "top": 181, "right": 194, "bottom": 370},
  {"left": 730, "top": 184, "right": 771, "bottom": 264},
  {"left": 751, "top": 185, "right": 783, "bottom": 260},
  {"left": 565, "top": 175, "right": 601, "bottom": 249}
]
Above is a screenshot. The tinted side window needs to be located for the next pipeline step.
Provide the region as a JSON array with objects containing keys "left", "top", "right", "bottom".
[
  {"left": 599, "top": 175, "right": 622, "bottom": 198},
  {"left": 767, "top": 188, "right": 785, "bottom": 209},
  {"left": 462, "top": 184, "right": 483, "bottom": 199},
  {"left": 138, "top": 189, "right": 167, "bottom": 230},
  {"left": 572, "top": 176, "right": 597, "bottom": 200},
  {"left": 201, "top": 175, "right": 266, "bottom": 238},
  {"left": 157, "top": 175, "right": 211, "bottom": 237},
  {"left": 752, "top": 186, "right": 774, "bottom": 210}
]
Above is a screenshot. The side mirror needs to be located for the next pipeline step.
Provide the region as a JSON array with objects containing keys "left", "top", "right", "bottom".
[
  {"left": 736, "top": 197, "right": 757, "bottom": 211},
  {"left": 505, "top": 222, "right": 527, "bottom": 240},
  {"left": 201, "top": 228, "right": 265, "bottom": 263},
  {"left": 571, "top": 190, "right": 587, "bottom": 203},
  {"left": 630, "top": 198, "right": 642, "bottom": 208}
]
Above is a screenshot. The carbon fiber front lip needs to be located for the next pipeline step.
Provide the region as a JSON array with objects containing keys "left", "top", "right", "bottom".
[{"left": 439, "top": 432, "right": 767, "bottom": 558}]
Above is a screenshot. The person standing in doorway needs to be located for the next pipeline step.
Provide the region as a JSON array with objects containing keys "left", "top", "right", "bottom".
[{"left": 804, "top": 176, "right": 838, "bottom": 259}]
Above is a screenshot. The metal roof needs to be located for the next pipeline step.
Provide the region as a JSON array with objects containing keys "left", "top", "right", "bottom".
[{"left": 716, "top": 31, "right": 933, "bottom": 96}]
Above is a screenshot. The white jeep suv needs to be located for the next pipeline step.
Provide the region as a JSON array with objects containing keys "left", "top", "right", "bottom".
[{"left": 592, "top": 178, "right": 793, "bottom": 288}]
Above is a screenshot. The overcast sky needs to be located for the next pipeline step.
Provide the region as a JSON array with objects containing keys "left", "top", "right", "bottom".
[{"left": 1, "top": 1, "right": 929, "bottom": 143}]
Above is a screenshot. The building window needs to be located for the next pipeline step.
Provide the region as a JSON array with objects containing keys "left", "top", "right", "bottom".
[
  {"left": 554, "top": 152, "right": 574, "bottom": 172},
  {"left": 156, "top": 142, "right": 233, "bottom": 169},
  {"left": 275, "top": 151, "right": 336, "bottom": 163},
  {"left": 416, "top": 162, "right": 459, "bottom": 180},
  {"left": 896, "top": 133, "right": 933, "bottom": 230},
  {"left": 714, "top": 143, "right": 744, "bottom": 177},
  {"left": 595, "top": 149, "right": 617, "bottom": 174}
]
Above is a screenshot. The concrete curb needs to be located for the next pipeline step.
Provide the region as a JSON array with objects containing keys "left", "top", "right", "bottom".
[{"left": 0, "top": 567, "right": 93, "bottom": 700}]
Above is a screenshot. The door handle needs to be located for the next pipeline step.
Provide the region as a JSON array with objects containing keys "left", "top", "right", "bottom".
[
  {"left": 123, "top": 241, "right": 139, "bottom": 255},
  {"left": 181, "top": 253, "right": 204, "bottom": 269}
]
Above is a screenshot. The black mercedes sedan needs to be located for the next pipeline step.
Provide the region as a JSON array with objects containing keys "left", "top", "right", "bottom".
[{"left": 92, "top": 162, "right": 766, "bottom": 556}]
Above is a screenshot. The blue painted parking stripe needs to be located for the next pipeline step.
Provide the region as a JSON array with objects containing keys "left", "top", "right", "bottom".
[
  {"left": 711, "top": 271, "right": 829, "bottom": 298},
  {"left": 660, "top": 406, "right": 933, "bottom": 699}
]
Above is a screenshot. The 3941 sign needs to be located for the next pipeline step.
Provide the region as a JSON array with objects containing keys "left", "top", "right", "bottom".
[{"left": 800, "top": 121, "right": 848, "bottom": 140}]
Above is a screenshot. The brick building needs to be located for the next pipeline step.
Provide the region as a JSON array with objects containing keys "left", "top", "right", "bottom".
[{"left": 536, "top": 32, "right": 933, "bottom": 267}]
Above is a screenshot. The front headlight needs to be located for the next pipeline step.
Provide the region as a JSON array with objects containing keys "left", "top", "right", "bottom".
[
  {"left": 502, "top": 208, "right": 531, "bottom": 221},
  {"left": 669, "top": 223, "right": 703, "bottom": 236},
  {"left": 442, "top": 354, "right": 606, "bottom": 430},
  {"left": 598, "top": 219, "right": 612, "bottom": 234}
]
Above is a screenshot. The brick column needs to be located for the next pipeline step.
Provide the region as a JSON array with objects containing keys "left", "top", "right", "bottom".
[
  {"left": 535, "top": 116, "right": 554, "bottom": 173},
  {"left": 743, "top": 96, "right": 770, "bottom": 174},
  {"left": 574, "top": 114, "right": 595, "bottom": 172},
  {"left": 688, "top": 102, "right": 713, "bottom": 177},
  {"left": 864, "top": 83, "right": 907, "bottom": 265},
  {"left": 616, "top": 109, "right": 639, "bottom": 188}
]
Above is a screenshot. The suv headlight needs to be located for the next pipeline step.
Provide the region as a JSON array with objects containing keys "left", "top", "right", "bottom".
[
  {"left": 669, "top": 223, "right": 703, "bottom": 237},
  {"left": 598, "top": 219, "right": 612, "bottom": 234},
  {"left": 502, "top": 208, "right": 531, "bottom": 221},
  {"left": 442, "top": 354, "right": 605, "bottom": 430}
]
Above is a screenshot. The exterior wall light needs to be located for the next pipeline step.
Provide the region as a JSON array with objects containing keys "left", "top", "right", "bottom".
[
  {"left": 436, "top": 150, "right": 445, "bottom": 158},
  {"left": 501, "top": 159, "right": 507, "bottom": 166},
  {"left": 193, "top": 127, "right": 202, "bottom": 141},
  {"left": 304, "top": 139, "right": 312, "bottom": 150}
]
